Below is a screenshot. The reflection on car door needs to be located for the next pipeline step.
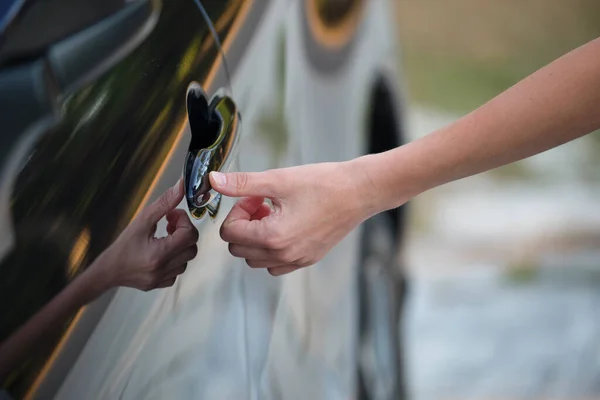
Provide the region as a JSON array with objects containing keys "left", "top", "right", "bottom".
[{"left": 0, "top": 0, "right": 231, "bottom": 398}]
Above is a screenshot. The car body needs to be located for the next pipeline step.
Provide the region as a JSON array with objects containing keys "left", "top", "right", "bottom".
[{"left": 0, "top": 0, "right": 407, "bottom": 399}]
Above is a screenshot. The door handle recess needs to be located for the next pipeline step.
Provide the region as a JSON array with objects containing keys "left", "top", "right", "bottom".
[{"left": 184, "top": 83, "right": 241, "bottom": 219}]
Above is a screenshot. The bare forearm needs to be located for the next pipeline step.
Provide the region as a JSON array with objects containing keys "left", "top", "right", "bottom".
[
  {"left": 357, "top": 38, "right": 600, "bottom": 212},
  {"left": 0, "top": 180, "right": 195, "bottom": 379},
  {"left": 0, "top": 256, "right": 111, "bottom": 379}
]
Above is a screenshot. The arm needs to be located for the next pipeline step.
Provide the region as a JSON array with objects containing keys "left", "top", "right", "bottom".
[
  {"left": 0, "top": 256, "right": 113, "bottom": 381},
  {"left": 0, "top": 180, "right": 198, "bottom": 381},
  {"left": 209, "top": 38, "right": 600, "bottom": 276},
  {"left": 361, "top": 38, "right": 600, "bottom": 211}
]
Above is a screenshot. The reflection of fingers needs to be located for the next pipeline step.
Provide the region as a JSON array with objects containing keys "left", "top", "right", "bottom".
[
  {"left": 167, "top": 223, "right": 176, "bottom": 235},
  {"left": 155, "top": 277, "right": 177, "bottom": 289},
  {"left": 164, "top": 246, "right": 197, "bottom": 272},
  {"left": 166, "top": 209, "right": 187, "bottom": 235},
  {"left": 267, "top": 265, "right": 299, "bottom": 276},
  {"left": 245, "top": 258, "right": 280, "bottom": 269},
  {"left": 144, "top": 179, "right": 184, "bottom": 227},
  {"left": 228, "top": 243, "right": 272, "bottom": 260},
  {"left": 174, "top": 209, "right": 194, "bottom": 230},
  {"left": 166, "top": 209, "right": 186, "bottom": 225},
  {"left": 164, "top": 225, "right": 199, "bottom": 254},
  {"left": 164, "top": 264, "right": 187, "bottom": 279}
]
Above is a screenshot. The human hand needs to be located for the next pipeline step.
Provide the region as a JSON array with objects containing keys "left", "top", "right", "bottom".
[
  {"left": 98, "top": 179, "right": 199, "bottom": 291},
  {"left": 209, "top": 162, "right": 374, "bottom": 276}
]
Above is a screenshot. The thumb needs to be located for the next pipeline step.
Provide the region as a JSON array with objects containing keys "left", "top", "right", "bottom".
[
  {"left": 210, "top": 171, "right": 277, "bottom": 198},
  {"left": 144, "top": 179, "right": 184, "bottom": 226}
]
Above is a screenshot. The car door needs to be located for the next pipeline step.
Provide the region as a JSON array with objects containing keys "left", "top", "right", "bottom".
[{"left": 0, "top": 0, "right": 233, "bottom": 398}]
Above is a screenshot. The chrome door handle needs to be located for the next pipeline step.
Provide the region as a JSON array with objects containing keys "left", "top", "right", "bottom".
[{"left": 184, "top": 83, "right": 240, "bottom": 219}]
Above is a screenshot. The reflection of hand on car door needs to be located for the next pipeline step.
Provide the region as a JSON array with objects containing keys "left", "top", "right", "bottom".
[
  {"left": 99, "top": 178, "right": 199, "bottom": 291},
  {"left": 0, "top": 180, "right": 199, "bottom": 381}
]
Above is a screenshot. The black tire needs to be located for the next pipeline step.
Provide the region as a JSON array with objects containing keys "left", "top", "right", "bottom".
[{"left": 357, "top": 211, "right": 407, "bottom": 400}]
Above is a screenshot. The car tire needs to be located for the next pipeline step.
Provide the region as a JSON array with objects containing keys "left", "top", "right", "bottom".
[{"left": 357, "top": 211, "right": 407, "bottom": 400}]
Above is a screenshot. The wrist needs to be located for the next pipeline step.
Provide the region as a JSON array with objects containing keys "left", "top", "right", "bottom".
[
  {"left": 346, "top": 148, "right": 424, "bottom": 215},
  {"left": 86, "top": 248, "right": 119, "bottom": 293},
  {"left": 343, "top": 154, "right": 392, "bottom": 219}
]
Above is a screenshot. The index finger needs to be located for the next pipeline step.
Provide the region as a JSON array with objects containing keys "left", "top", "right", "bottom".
[
  {"left": 219, "top": 197, "right": 270, "bottom": 246},
  {"left": 210, "top": 171, "right": 279, "bottom": 198},
  {"left": 220, "top": 217, "right": 270, "bottom": 246},
  {"left": 162, "top": 220, "right": 199, "bottom": 254},
  {"left": 142, "top": 179, "right": 184, "bottom": 227},
  {"left": 166, "top": 209, "right": 188, "bottom": 234},
  {"left": 167, "top": 208, "right": 193, "bottom": 230}
]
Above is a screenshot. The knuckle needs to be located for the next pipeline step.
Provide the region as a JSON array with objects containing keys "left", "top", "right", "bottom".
[
  {"left": 264, "top": 226, "right": 287, "bottom": 250},
  {"left": 191, "top": 228, "right": 200, "bottom": 242},
  {"left": 146, "top": 273, "right": 159, "bottom": 287},
  {"left": 273, "top": 248, "right": 291, "bottom": 263},
  {"left": 220, "top": 224, "right": 232, "bottom": 243},
  {"left": 189, "top": 245, "right": 198, "bottom": 259},
  {"left": 264, "top": 234, "right": 283, "bottom": 250},
  {"left": 180, "top": 232, "right": 194, "bottom": 247},
  {"left": 181, "top": 225, "right": 198, "bottom": 242},
  {"left": 228, "top": 243, "right": 239, "bottom": 257},
  {"left": 268, "top": 266, "right": 292, "bottom": 277},
  {"left": 148, "top": 248, "right": 167, "bottom": 268},
  {"left": 301, "top": 258, "right": 317, "bottom": 268},
  {"left": 147, "top": 258, "right": 162, "bottom": 272},
  {"left": 263, "top": 236, "right": 276, "bottom": 249},
  {"left": 281, "top": 250, "right": 297, "bottom": 264},
  {"left": 142, "top": 277, "right": 159, "bottom": 291},
  {"left": 235, "top": 172, "right": 249, "bottom": 191}
]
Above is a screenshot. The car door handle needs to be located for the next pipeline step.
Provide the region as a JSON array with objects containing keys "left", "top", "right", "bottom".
[
  {"left": 184, "top": 83, "right": 241, "bottom": 219},
  {"left": 48, "top": 0, "right": 161, "bottom": 94}
]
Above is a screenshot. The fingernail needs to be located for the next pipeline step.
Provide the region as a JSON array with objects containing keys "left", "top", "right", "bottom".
[{"left": 211, "top": 171, "right": 227, "bottom": 187}]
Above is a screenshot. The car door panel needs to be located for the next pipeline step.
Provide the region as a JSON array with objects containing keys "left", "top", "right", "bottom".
[
  {"left": 1, "top": 0, "right": 404, "bottom": 398},
  {"left": 199, "top": 0, "right": 271, "bottom": 81},
  {"left": 0, "top": 0, "right": 230, "bottom": 398}
]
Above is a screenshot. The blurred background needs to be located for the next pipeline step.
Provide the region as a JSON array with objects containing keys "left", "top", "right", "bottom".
[{"left": 394, "top": 1, "right": 600, "bottom": 398}]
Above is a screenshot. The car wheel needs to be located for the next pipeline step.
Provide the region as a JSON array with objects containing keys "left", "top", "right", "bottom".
[{"left": 357, "top": 211, "right": 407, "bottom": 400}]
